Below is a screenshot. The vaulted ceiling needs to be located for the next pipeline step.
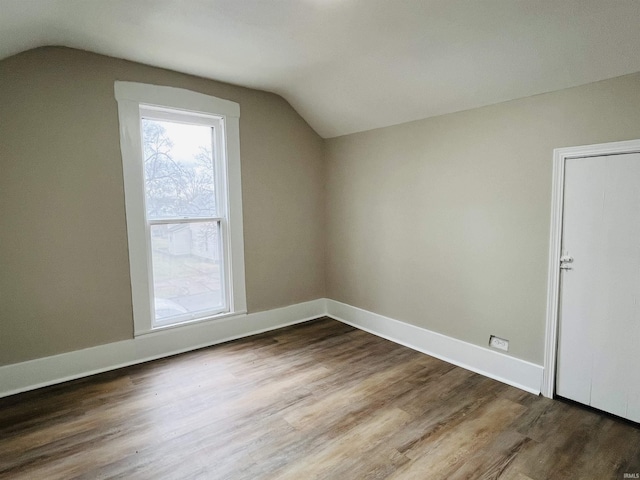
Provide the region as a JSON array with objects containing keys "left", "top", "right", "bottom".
[{"left": 2, "top": 0, "right": 640, "bottom": 138}]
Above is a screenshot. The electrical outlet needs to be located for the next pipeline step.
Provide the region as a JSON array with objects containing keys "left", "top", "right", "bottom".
[{"left": 489, "top": 335, "right": 509, "bottom": 351}]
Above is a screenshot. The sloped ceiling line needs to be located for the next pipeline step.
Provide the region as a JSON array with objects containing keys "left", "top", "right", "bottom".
[{"left": 2, "top": 0, "right": 640, "bottom": 138}]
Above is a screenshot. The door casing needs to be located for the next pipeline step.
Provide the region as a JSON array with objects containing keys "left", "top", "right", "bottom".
[{"left": 543, "top": 138, "right": 640, "bottom": 398}]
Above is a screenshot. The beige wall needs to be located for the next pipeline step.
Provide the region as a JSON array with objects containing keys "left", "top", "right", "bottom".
[
  {"left": 3, "top": 46, "right": 640, "bottom": 371},
  {"left": 326, "top": 73, "right": 640, "bottom": 365},
  {"left": 0, "top": 47, "right": 326, "bottom": 366}
]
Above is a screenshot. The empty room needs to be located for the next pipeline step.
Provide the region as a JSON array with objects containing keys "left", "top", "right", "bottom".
[{"left": 1, "top": 1, "right": 640, "bottom": 478}]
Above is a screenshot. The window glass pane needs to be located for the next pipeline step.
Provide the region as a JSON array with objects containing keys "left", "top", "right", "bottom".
[
  {"left": 150, "top": 222, "right": 224, "bottom": 323},
  {"left": 141, "top": 119, "right": 216, "bottom": 219}
]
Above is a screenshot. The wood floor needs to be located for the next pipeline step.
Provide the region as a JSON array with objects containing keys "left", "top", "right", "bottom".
[{"left": 1, "top": 318, "right": 639, "bottom": 479}]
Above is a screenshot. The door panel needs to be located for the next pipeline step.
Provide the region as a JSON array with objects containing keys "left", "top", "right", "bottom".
[{"left": 557, "top": 153, "right": 640, "bottom": 422}]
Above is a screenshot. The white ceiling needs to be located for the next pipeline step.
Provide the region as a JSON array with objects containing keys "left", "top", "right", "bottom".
[{"left": 2, "top": 0, "right": 640, "bottom": 138}]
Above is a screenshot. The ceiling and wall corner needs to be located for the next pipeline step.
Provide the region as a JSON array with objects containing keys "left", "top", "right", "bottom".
[{"left": 1, "top": 0, "right": 640, "bottom": 138}]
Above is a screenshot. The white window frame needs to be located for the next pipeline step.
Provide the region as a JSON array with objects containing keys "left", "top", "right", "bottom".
[{"left": 115, "top": 81, "right": 247, "bottom": 336}]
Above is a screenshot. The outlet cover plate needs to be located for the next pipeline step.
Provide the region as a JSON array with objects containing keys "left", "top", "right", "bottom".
[{"left": 489, "top": 335, "right": 509, "bottom": 351}]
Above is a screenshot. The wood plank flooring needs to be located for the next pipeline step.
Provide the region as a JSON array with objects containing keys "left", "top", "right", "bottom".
[{"left": 1, "top": 318, "right": 639, "bottom": 479}]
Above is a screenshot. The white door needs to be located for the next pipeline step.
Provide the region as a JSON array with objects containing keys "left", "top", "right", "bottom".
[{"left": 556, "top": 152, "right": 640, "bottom": 422}]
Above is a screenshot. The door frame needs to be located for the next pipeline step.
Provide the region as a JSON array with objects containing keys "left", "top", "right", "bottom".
[{"left": 542, "top": 138, "right": 640, "bottom": 398}]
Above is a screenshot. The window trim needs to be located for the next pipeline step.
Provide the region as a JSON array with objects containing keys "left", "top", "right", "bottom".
[{"left": 115, "top": 81, "right": 246, "bottom": 336}]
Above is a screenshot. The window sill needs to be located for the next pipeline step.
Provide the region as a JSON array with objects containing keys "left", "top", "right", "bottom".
[{"left": 134, "top": 309, "right": 249, "bottom": 338}]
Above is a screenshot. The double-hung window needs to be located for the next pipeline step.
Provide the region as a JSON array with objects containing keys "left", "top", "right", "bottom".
[{"left": 115, "top": 82, "right": 246, "bottom": 335}]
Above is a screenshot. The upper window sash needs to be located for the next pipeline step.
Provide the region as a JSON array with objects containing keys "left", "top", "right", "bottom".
[{"left": 140, "top": 108, "right": 226, "bottom": 222}]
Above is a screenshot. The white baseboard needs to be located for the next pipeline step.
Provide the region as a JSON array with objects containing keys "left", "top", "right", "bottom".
[
  {"left": 325, "top": 299, "right": 543, "bottom": 395},
  {"left": 0, "top": 299, "right": 325, "bottom": 399},
  {"left": 0, "top": 298, "right": 544, "bottom": 399}
]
